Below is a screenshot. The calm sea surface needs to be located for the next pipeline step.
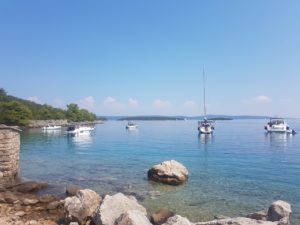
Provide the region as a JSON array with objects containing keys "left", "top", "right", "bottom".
[{"left": 20, "top": 120, "right": 300, "bottom": 224}]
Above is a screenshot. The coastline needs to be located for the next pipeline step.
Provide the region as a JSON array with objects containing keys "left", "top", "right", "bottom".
[{"left": 24, "top": 120, "right": 104, "bottom": 129}]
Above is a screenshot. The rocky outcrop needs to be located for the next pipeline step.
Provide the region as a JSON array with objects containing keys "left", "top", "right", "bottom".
[
  {"left": 162, "top": 215, "right": 193, "bottom": 225},
  {"left": 148, "top": 160, "right": 189, "bottom": 185},
  {"left": 151, "top": 208, "right": 175, "bottom": 225},
  {"left": 64, "top": 189, "right": 101, "bottom": 224},
  {"left": 267, "top": 200, "right": 291, "bottom": 224},
  {"left": 115, "top": 210, "right": 152, "bottom": 225},
  {"left": 94, "top": 192, "right": 147, "bottom": 225}
]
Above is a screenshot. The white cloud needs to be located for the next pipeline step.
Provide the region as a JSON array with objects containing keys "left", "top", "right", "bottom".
[
  {"left": 128, "top": 98, "right": 139, "bottom": 108},
  {"left": 255, "top": 95, "right": 272, "bottom": 102},
  {"left": 242, "top": 95, "right": 272, "bottom": 104},
  {"left": 103, "top": 96, "right": 124, "bottom": 109},
  {"left": 27, "top": 96, "right": 41, "bottom": 104},
  {"left": 78, "top": 96, "right": 95, "bottom": 110},
  {"left": 184, "top": 100, "right": 197, "bottom": 108},
  {"left": 153, "top": 99, "right": 171, "bottom": 109}
]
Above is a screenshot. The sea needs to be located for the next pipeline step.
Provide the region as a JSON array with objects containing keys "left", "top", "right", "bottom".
[{"left": 20, "top": 119, "right": 300, "bottom": 224}]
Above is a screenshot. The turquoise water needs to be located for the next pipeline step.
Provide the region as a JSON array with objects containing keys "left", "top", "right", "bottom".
[{"left": 20, "top": 120, "right": 300, "bottom": 223}]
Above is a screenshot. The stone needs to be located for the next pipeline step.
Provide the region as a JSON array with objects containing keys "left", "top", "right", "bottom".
[
  {"left": 115, "top": 210, "right": 152, "bottom": 225},
  {"left": 14, "top": 211, "right": 26, "bottom": 217},
  {"left": 148, "top": 160, "right": 188, "bottom": 185},
  {"left": 151, "top": 208, "right": 175, "bottom": 225},
  {"left": 66, "top": 185, "right": 81, "bottom": 197},
  {"left": 246, "top": 210, "right": 267, "bottom": 220},
  {"left": 22, "top": 198, "right": 39, "bottom": 205},
  {"left": 69, "top": 222, "right": 79, "bottom": 225},
  {"left": 47, "top": 201, "right": 62, "bottom": 210},
  {"left": 64, "top": 189, "right": 101, "bottom": 224},
  {"left": 195, "top": 217, "right": 279, "bottom": 225},
  {"left": 12, "top": 181, "right": 48, "bottom": 193},
  {"left": 39, "top": 194, "right": 57, "bottom": 203},
  {"left": 267, "top": 200, "right": 292, "bottom": 222},
  {"left": 25, "top": 220, "right": 38, "bottom": 225},
  {"left": 162, "top": 215, "right": 193, "bottom": 225},
  {"left": 94, "top": 192, "right": 147, "bottom": 225}
]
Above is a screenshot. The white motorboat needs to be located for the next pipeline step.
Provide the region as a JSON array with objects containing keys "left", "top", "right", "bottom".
[
  {"left": 42, "top": 125, "right": 61, "bottom": 130},
  {"left": 66, "top": 125, "right": 94, "bottom": 136},
  {"left": 198, "top": 67, "right": 214, "bottom": 134},
  {"left": 126, "top": 122, "right": 138, "bottom": 130},
  {"left": 264, "top": 118, "right": 296, "bottom": 134}
]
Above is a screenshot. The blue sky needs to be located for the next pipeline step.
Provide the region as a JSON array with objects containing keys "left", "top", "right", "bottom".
[{"left": 0, "top": 1, "right": 299, "bottom": 117}]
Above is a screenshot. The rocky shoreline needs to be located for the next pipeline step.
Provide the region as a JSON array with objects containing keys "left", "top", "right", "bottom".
[
  {"left": 0, "top": 180, "right": 292, "bottom": 225},
  {"left": 0, "top": 159, "right": 292, "bottom": 225}
]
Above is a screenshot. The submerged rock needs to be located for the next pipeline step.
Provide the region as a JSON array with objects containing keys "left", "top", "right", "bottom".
[
  {"left": 115, "top": 210, "right": 152, "bottom": 225},
  {"left": 267, "top": 200, "right": 291, "bottom": 223},
  {"left": 94, "top": 192, "right": 147, "bottom": 225},
  {"left": 11, "top": 181, "right": 48, "bottom": 193},
  {"left": 151, "top": 208, "right": 175, "bottom": 225},
  {"left": 66, "top": 185, "right": 81, "bottom": 197},
  {"left": 148, "top": 160, "right": 188, "bottom": 185},
  {"left": 195, "top": 217, "right": 279, "bottom": 225},
  {"left": 246, "top": 210, "right": 267, "bottom": 220},
  {"left": 64, "top": 189, "right": 101, "bottom": 224}
]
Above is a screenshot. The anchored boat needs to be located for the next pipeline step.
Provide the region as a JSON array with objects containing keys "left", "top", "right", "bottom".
[
  {"left": 66, "top": 125, "right": 94, "bottom": 136},
  {"left": 126, "top": 122, "right": 138, "bottom": 130},
  {"left": 264, "top": 118, "right": 296, "bottom": 134},
  {"left": 198, "top": 67, "right": 214, "bottom": 134}
]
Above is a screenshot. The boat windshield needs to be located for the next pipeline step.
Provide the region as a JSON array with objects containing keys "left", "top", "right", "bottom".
[{"left": 270, "top": 119, "right": 285, "bottom": 125}]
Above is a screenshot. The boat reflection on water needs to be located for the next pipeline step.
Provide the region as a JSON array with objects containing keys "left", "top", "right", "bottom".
[
  {"left": 198, "top": 133, "right": 214, "bottom": 144},
  {"left": 264, "top": 132, "right": 292, "bottom": 149},
  {"left": 42, "top": 129, "right": 62, "bottom": 136},
  {"left": 70, "top": 133, "right": 93, "bottom": 146}
]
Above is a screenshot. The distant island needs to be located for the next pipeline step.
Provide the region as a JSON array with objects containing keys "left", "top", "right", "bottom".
[{"left": 118, "top": 116, "right": 185, "bottom": 121}]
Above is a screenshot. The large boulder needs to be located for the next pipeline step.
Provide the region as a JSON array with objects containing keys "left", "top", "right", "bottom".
[
  {"left": 267, "top": 200, "right": 291, "bottom": 223},
  {"left": 148, "top": 160, "right": 188, "bottom": 185},
  {"left": 64, "top": 189, "right": 101, "bottom": 224},
  {"left": 162, "top": 215, "right": 194, "bottom": 225},
  {"left": 151, "top": 208, "right": 175, "bottom": 225},
  {"left": 94, "top": 192, "right": 147, "bottom": 225},
  {"left": 115, "top": 210, "right": 152, "bottom": 225}
]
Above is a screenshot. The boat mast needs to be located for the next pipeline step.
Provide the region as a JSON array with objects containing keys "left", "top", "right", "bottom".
[{"left": 203, "top": 66, "right": 206, "bottom": 118}]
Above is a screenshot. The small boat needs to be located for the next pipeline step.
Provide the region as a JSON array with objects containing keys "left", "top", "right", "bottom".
[
  {"left": 126, "top": 122, "right": 138, "bottom": 130},
  {"left": 264, "top": 118, "right": 296, "bottom": 134},
  {"left": 198, "top": 67, "right": 215, "bottom": 134},
  {"left": 42, "top": 125, "right": 61, "bottom": 130},
  {"left": 66, "top": 125, "right": 94, "bottom": 136}
]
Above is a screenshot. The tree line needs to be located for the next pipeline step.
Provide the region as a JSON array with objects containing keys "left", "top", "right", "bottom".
[{"left": 0, "top": 88, "right": 97, "bottom": 126}]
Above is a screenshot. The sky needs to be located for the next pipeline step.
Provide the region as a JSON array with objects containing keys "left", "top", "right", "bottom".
[{"left": 0, "top": 1, "right": 299, "bottom": 117}]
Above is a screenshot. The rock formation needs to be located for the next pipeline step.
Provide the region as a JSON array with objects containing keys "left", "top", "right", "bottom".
[{"left": 148, "top": 160, "right": 188, "bottom": 185}]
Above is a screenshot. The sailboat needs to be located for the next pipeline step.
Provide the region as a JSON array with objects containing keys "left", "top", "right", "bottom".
[{"left": 198, "top": 67, "right": 215, "bottom": 134}]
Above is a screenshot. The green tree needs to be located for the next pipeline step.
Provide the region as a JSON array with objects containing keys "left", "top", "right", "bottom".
[{"left": 0, "top": 101, "right": 33, "bottom": 126}]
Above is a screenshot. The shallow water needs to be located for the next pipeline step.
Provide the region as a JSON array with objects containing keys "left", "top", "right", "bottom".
[{"left": 20, "top": 120, "right": 300, "bottom": 223}]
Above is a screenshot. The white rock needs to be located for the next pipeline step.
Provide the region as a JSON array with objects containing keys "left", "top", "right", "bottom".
[
  {"left": 115, "top": 210, "right": 152, "bottom": 225},
  {"left": 148, "top": 160, "right": 189, "bottom": 185},
  {"left": 64, "top": 189, "right": 101, "bottom": 224},
  {"left": 267, "top": 200, "right": 292, "bottom": 222},
  {"left": 94, "top": 193, "right": 147, "bottom": 225},
  {"left": 163, "top": 215, "right": 194, "bottom": 225}
]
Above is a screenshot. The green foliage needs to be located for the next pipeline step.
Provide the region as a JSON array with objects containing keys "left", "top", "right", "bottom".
[
  {"left": 0, "top": 88, "right": 97, "bottom": 125},
  {"left": 0, "top": 101, "right": 33, "bottom": 126},
  {"left": 66, "top": 104, "right": 96, "bottom": 122}
]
